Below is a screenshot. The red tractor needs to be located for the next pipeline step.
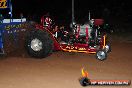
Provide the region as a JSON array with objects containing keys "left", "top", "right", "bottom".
[{"left": 25, "top": 11, "right": 111, "bottom": 61}]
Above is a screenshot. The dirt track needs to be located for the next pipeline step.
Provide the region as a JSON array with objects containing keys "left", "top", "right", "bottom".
[{"left": 0, "top": 40, "right": 132, "bottom": 88}]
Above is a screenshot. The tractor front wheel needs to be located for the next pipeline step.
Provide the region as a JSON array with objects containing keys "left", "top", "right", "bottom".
[{"left": 96, "top": 49, "right": 107, "bottom": 61}]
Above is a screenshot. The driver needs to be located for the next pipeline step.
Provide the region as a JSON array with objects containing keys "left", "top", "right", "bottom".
[{"left": 44, "top": 13, "right": 52, "bottom": 29}]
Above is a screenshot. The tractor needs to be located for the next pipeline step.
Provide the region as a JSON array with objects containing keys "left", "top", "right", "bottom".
[{"left": 25, "top": 10, "right": 111, "bottom": 61}]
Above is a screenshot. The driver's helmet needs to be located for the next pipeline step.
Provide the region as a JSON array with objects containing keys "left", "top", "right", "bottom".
[
  {"left": 45, "top": 17, "right": 52, "bottom": 26},
  {"left": 44, "top": 12, "right": 52, "bottom": 27}
]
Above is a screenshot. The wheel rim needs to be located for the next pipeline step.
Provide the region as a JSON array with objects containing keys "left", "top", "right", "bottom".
[
  {"left": 105, "top": 44, "right": 110, "bottom": 52},
  {"left": 97, "top": 51, "right": 106, "bottom": 60},
  {"left": 31, "top": 38, "right": 43, "bottom": 51}
]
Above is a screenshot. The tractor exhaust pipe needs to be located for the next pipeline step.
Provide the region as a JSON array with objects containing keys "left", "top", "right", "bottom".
[
  {"left": 88, "top": 10, "right": 91, "bottom": 21},
  {"left": 72, "top": 0, "right": 75, "bottom": 25}
]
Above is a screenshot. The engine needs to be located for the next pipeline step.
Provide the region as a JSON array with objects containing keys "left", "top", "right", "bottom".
[{"left": 77, "top": 24, "right": 92, "bottom": 38}]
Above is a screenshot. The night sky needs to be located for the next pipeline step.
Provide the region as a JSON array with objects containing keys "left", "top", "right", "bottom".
[{"left": 10, "top": 0, "right": 132, "bottom": 24}]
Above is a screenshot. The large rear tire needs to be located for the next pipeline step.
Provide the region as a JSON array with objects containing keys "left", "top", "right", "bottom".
[{"left": 25, "top": 29, "right": 53, "bottom": 58}]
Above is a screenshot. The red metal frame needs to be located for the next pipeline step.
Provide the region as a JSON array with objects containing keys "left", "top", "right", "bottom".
[{"left": 35, "top": 16, "right": 106, "bottom": 54}]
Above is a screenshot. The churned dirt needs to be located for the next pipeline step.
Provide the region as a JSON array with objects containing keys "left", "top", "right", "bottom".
[{"left": 0, "top": 36, "right": 132, "bottom": 88}]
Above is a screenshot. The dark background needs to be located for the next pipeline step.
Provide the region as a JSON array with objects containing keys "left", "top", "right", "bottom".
[
  {"left": 11, "top": 0, "right": 131, "bottom": 23},
  {"left": 1, "top": 0, "right": 131, "bottom": 31}
]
